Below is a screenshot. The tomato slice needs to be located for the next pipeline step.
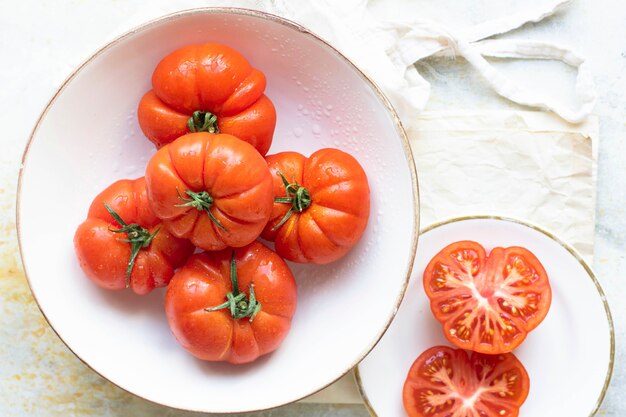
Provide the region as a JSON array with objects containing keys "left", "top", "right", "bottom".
[
  {"left": 424, "top": 241, "right": 551, "bottom": 354},
  {"left": 403, "top": 346, "right": 530, "bottom": 417}
]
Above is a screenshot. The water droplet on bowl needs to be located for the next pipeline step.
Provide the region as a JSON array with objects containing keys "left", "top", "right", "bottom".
[
  {"left": 293, "top": 127, "right": 303, "bottom": 137},
  {"left": 312, "top": 124, "right": 322, "bottom": 135}
]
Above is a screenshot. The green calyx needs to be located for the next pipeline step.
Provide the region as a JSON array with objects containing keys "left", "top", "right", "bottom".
[
  {"left": 104, "top": 203, "right": 160, "bottom": 288},
  {"left": 175, "top": 188, "right": 228, "bottom": 231},
  {"left": 188, "top": 111, "right": 219, "bottom": 134},
  {"left": 271, "top": 170, "right": 312, "bottom": 231},
  {"left": 205, "top": 252, "right": 262, "bottom": 321}
]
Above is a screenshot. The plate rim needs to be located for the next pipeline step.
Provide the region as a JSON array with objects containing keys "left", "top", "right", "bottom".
[
  {"left": 15, "top": 6, "right": 420, "bottom": 414},
  {"left": 354, "top": 214, "right": 615, "bottom": 417}
]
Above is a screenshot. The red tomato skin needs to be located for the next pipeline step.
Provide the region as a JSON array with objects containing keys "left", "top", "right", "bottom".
[
  {"left": 164, "top": 242, "right": 297, "bottom": 364},
  {"left": 73, "top": 178, "right": 194, "bottom": 294},
  {"left": 137, "top": 43, "right": 276, "bottom": 155},
  {"left": 144, "top": 132, "right": 273, "bottom": 252},
  {"left": 423, "top": 241, "right": 552, "bottom": 354},
  {"left": 261, "top": 149, "right": 370, "bottom": 264}
]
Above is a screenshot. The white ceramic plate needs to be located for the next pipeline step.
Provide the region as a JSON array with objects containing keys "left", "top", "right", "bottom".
[
  {"left": 17, "top": 8, "right": 418, "bottom": 414},
  {"left": 356, "top": 216, "right": 613, "bottom": 417}
]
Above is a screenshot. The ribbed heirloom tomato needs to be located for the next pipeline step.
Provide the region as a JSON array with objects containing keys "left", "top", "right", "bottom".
[
  {"left": 74, "top": 178, "right": 194, "bottom": 294},
  {"left": 403, "top": 346, "right": 530, "bottom": 417},
  {"left": 138, "top": 43, "right": 276, "bottom": 155},
  {"left": 261, "top": 149, "right": 370, "bottom": 264},
  {"left": 145, "top": 132, "right": 273, "bottom": 252},
  {"left": 165, "top": 242, "right": 297, "bottom": 364},
  {"left": 423, "top": 241, "right": 552, "bottom": 354}
]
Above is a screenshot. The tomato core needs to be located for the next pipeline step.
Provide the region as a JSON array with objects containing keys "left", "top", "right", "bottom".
[{"left": 480, "top": 287, "right": 495, "bottom": 298}]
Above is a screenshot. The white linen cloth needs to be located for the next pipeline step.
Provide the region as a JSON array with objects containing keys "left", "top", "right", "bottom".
[{"left": 267, "top": 0, "right": 594, "bottom": 125}]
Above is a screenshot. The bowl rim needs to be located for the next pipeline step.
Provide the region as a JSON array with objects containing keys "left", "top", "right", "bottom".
[
  {"left": 16, "top": 6, "right": 420, "bottom": 413},
  {"left": 354, "top": 214, "right": 615, "bottom": 417}
]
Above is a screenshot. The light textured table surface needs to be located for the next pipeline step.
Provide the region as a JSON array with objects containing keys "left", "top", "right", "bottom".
[{"left": 1, "top": 0, "right": 624, "bottom": 416}]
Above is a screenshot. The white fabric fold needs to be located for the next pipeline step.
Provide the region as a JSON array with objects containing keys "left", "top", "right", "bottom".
[{"left": 269, "top": 0, "right": 595, "bottom": 124}]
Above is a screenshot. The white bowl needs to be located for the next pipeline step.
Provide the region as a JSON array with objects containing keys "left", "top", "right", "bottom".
[
  {"left": 356, "top": 217, "right": 613, "bottom": 417},
  {"left": 17, "top": 8, "right": 418, "bottom": 413}
]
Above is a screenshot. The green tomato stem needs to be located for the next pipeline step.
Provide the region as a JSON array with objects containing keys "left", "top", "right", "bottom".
[
  {"left": 187, "top": 111, "right": 219, "bottom": 134},
  {"left": 271, "top": 170, "right": 312, "bottom": 231},
  {"left": 175, "top": 188, "right": 228, "bottom": 231},
  {"left": 204, "top": 251, "right": 262, "bottom": 322},
  {"left": 104, "top": 203, "right": 160, "bottom": 288}
]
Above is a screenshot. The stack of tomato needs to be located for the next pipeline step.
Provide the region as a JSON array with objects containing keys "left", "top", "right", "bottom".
[
  {"left": 403, "top": 241, "right": 552, "bottom": 417},
  {"left": 74, "top": 43, "right": 370, "bottom": 364}
]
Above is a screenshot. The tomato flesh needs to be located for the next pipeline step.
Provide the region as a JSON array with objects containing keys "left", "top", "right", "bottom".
[
  {"left": 403, "top": 346, "right": 530, "bottom": 417},
  {"left": 424, "top": 241, "right": 551, "bottom": 354}
]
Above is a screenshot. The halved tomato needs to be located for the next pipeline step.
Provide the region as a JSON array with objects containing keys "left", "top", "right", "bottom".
[
  {"left": 423, "top": 241, "right": 551, "bottom": 354},
  {"left": 403, "top": 346, "right": 530, "bottom": 417}
]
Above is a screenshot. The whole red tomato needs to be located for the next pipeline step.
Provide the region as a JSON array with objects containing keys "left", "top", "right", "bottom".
[
  {"left": 145, "top": 132, "right": 273, "bottom": 252},
  {"left": 403, "top": 346, "right": 530, "bottom": 417},
  {"left": 261, "top": 149, "right": 370, "bottom": 264},
  {"left": 423, "top": 241, "right": 552, "bottom": 354},
  {"left": 165, "top": 241, "right": 297, "bottom": 364},
  {"left": 137, "top": 43, "right": 276, "bottom": 155},
  {"left": 74, "top": 178, "right": 194, "bottom": 294}
]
